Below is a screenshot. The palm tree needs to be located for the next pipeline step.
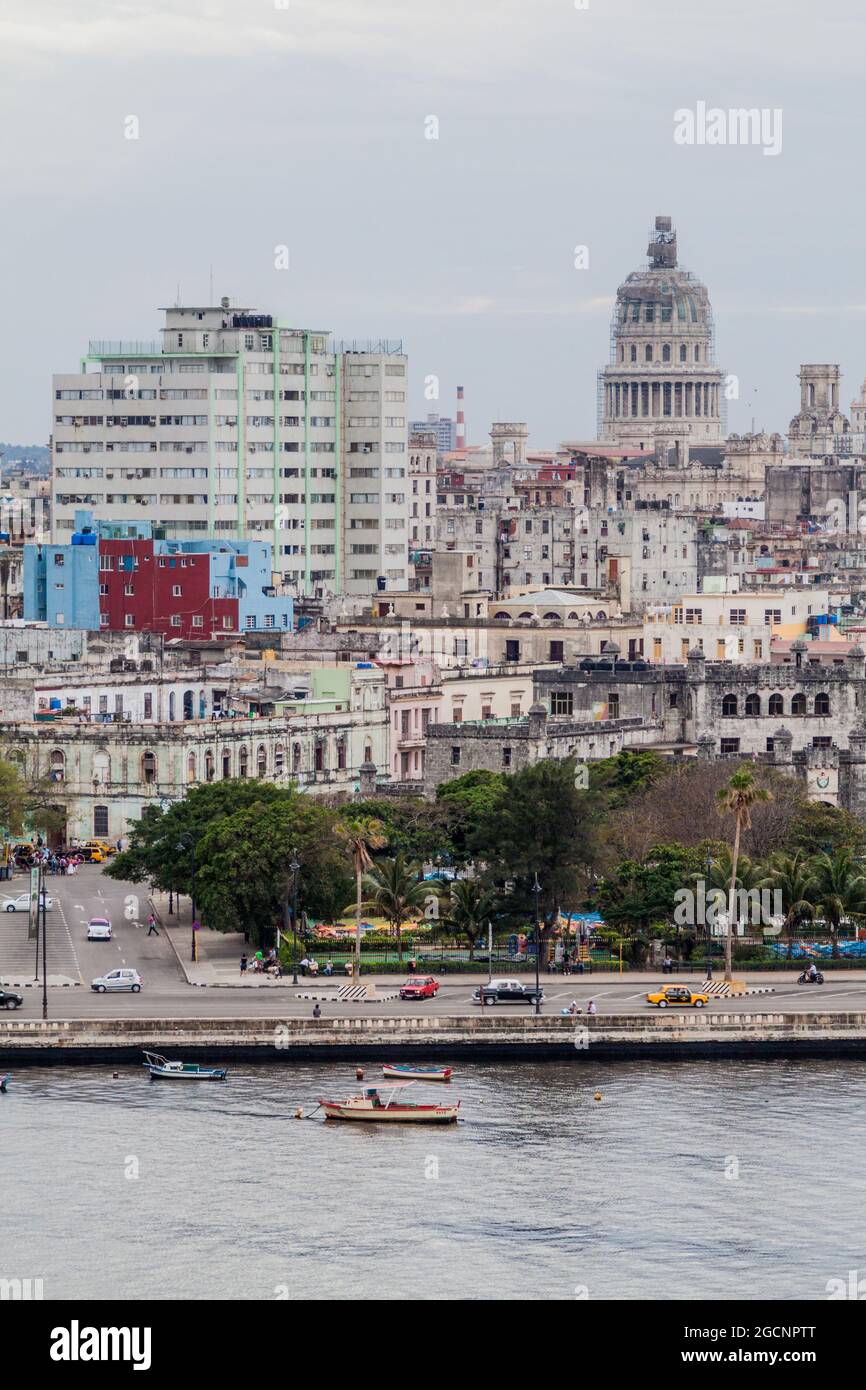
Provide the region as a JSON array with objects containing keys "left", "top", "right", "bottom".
[
  {"left": 360, "top": 854, "right": 429, "bottom": 963},
  {"left": 716, "top": 766, "right": 771, "bottom": 981},
  {"left": 338, "top": 815, "right": 386, "bottom": 980},
  {"left": 759, "top": 850, "right": 817, "bottom": 960},
  {"left": 810, "top": 848, "right": 866, "bottom": 959},
  {"left": 445, "top": 878, "right": 498, "bottom": 961}
]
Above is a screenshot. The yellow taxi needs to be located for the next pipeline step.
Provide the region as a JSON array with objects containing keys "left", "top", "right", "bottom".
[
  {"left": 84, "top": 839, "right": 114, "bottom": 858},
  {"left": 646, "top": 984, "right": 711, "bottom": 1009}
]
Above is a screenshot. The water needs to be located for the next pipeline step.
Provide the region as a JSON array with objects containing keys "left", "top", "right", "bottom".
[{"left": 2, "top": 1058, "right": 864, "bottom": 1300}]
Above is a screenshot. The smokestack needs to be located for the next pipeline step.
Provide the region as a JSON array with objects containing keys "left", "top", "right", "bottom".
[{"left": 456, "top": 385, "right": 465, "bottom": 451}]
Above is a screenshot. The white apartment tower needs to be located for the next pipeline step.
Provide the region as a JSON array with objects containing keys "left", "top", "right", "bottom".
[{"left": 51, "top": 301, "right": 411, "bottom": 596}]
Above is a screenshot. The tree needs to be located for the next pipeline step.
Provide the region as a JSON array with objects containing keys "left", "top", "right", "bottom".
[
  {"left": 435, "top": 770, "right": 505, "bottom": 864},
  {"left": 358, "top": 854, "right": 429, "bottom": 963},
  {"left": 810, "top": 848, "right": 866, "bottom": 959},
  {"left": 788, "top": 802, "right": 866, "bottom": 858},
  {"left": 0, "top": 755, "right": 66, "bottom": 842},
  {"left": 468, "top": 759, "right": 597, "bottom": 936},
  {"left": 338, "top": 814, "right": 386, "bottom": 980},
  {"left": 716, "top": 766, "right": 772, "bottom": 981},
  {"left": 760, "top": 850, "right": 817, "bottom": 960},
  {"left": 597, "top": 844, "right": 704, "bottom": 933},
  {"left": 444, "top": 878, "right": 499, "bottom": 960}
]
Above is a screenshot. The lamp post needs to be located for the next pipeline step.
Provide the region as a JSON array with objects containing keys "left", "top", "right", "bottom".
[
  {"left": 177, "top": 833, "right": 197, "bottom": 962},
  {"left": 532, "top": 872, "right": 542, "bottom": 1016},
  {"left": 39, "top": 860, "right": 48, "bottom": 1020},
  {"left": 705, "top": 849, "right": 713, "bottom": 981},
  {"left": 290, "top": 853, "right": 300, "bottom": 986}
]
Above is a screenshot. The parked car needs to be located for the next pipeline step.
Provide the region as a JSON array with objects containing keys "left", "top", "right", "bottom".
[
  {"left": 399, "top": 975, "right": 440, "bottom": 1000},
  {"left": 472, "top": 977, "right": 544, "bottom": 1006},
  {"left": 646, "top": 985, "right": 710, "bottom": 1009},
  {"left": 82, "top": 839, "right": 114, "bottom": 858},
  {"left": 91, "top": 968, "right": 142, "bottom": 993},
  {"left": 86, "top": 917, "right": 113, "bottom": 941},
  {"left": 2, "top": 892, "right": 54, "bottom": 913},
  {"left": 0, "top": 988, "right": 23, "bottom": 1010}
]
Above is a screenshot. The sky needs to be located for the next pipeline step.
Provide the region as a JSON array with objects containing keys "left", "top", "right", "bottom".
[{"left": 1, "top": 0, "right": 865, "bottom": 447}]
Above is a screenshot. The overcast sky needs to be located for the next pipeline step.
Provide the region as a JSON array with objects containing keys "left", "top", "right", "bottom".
[{"left": 1, "top": 0, "right": 865, "bottom": 447}]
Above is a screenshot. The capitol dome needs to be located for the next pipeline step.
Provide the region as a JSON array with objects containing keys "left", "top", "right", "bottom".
[{"left": 599, "top": 215, "right": 726, "bottom": 451}]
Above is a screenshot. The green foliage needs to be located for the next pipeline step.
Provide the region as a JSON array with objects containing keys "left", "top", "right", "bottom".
[
  {"left": 442, "top": 878, "right": 499, "bottom": 959},
  {"left": 596, "top": 843, "right": 704, "bottom": 930},
  {"left": 788, "top": 801, "right": 866, "bottom": 857},
  {"left": 358, "top": 853, "right": 430, "bottom": 961},
  {"left": 0, "top": 755, "right": 66, "bottom": 839},
  {"left": 588, "top": 749, "right": 666, "bottom": 808}
]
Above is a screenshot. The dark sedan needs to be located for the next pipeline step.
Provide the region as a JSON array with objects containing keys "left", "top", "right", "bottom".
[{"left": 472, "top": 977, "right": 544, "bottom": 1006}]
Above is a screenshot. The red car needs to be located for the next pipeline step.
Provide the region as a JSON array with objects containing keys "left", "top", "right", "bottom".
[{"left": 399, "top": 975, "right": 440, "bottom": 1001}]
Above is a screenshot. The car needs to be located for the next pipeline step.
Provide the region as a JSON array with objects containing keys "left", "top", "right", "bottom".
[
  {"left": 472, "top": 977, "right": 545, "bottom": 1006},
  {"left": 2, "top": 892, "right": 54, "bottom": 913},
  {"left": 91, "top": 968, "right": 142, "bottom": 993},
  {"left": 399, "top": 975, "right": 440, "bottom": 1000},
  {"left": 82, "top": 838, "right": 114, "bottom": 857},
  {"left": 0, "top": 988, "right": 23, "bottom": 1010},
  {"left": 86, "top": 917, "right": 112, "bottom": 941},
  {"left": 646, "top": 985, "right": 711, "bottom": 1009}
]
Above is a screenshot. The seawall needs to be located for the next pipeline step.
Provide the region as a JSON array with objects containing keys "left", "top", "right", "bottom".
[{"left": 5, "top": 1012, "right": 866, "bottom": 1064}]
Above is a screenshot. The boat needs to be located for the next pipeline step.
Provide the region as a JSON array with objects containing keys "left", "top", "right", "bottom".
[
  {"left": 142, "top": 1050, "right": 227, "bottom": 1080},
  {"left": 382, "top": 1063, "right": 453, "bottom": 1082},
  {"left": 318, "top": 1082, "right": 460, "bottom": 1124}
]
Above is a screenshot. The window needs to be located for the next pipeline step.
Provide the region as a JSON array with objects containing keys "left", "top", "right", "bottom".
[
  {"left": 684, "top": 608, "right": 702, "bottom": 625},
  {"left": 745, "top": 693, "right": 760, "bottom": 717},
  {"left": 791, "top": 693, "right": 807, "bottom": 716},
  {"left": 814, "top": 693, "right": 830, "bottom": 716},
  {"left": 721, "top": 694, "right": 738, "bottom": 717},
  {"left": 729, "top": 609, "right": 746, "bottom": 626},
  {"left": 502, "top": 747, "right": 512, "bottom": 768},
  {"left": 505, "top": 639, "right": 520, "bottom": 662},
  {"left": 172, "top": 585, "right": 182, "bottom": 597},
  {"left": 450, "top": 746, "right": 461, "bottom": 766},
  {"left": 94, "top": 805, "right": 109, "bottom": 836},
  {"left": 720, "top": 738, "right": 740, "bottom": 755},
  {"left": 768, "top": 693, "right": 784, "bottom": 717},
  {"left": 549, "top": 640, "right": 564, "bottom": 662},
  {"left": 813, "top": 736, "right": 832, "bottom": 749},
  {"left": 608, "top": 693, "right": 620, "bottom": 719},
  {"left": 764, "top": 609, "right": 782, "bottom": 626},
  {"left": 141, "top": 751, "right": 157, "bottom": 784},
  {"left": 143, "top": 693, "right": 152, "bottom": 719},
  {"left": 550, "top": 691, "right": 573, "bottom": 716}
]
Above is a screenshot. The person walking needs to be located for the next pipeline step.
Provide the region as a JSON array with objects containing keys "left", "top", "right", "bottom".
[
  {"left": 240, "top": 953, "right": 248, "bottom": 975},
  {"left": 147, "top": 913, "right": 159, "bottom": 936}
]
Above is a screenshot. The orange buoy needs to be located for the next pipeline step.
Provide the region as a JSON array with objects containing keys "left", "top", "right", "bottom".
[{"left": 356, "top": 1067, "right": 364, "bottom": 1080}]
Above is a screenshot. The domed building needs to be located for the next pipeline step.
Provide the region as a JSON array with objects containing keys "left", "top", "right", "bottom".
[{"left": 599, "top": 215, "right": 726, "bottom": 450}]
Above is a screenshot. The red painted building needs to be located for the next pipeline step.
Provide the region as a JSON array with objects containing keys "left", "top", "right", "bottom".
[{"left": 98, "top": 538, "right": 238, "bottom": 640}]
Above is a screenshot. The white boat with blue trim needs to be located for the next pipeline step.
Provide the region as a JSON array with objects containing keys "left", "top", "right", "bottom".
[{"left": 142, "top": 1050, "right": 227, "bottom": 1080}]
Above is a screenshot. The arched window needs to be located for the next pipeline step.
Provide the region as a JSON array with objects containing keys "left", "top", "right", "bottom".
[
  {"left": 168, "top": 691, "right": 176, "bottom": 721},
  {"left": 199, "top": 689, "right": 206, "bottom": 719},
  {"left": 814, "top": 692, "right": 830, "bottom": 716},
  {"left": 204, "top": 749, "right": 215, "bottom": 782},
  {"left": 221, "top": 748, "right": 231, "bottom": 779},
  {"left": 141, "top": 751, "right": 157, "bottom": 784},
  {"left": 187, "top": 752, "right": 197, "bottom": 783},
  {"left": 364, "top": 743, "right": 373, "bottom": 763},
  {"left": 292, "top": 742, "right": 302, "bottom": 773},
  {"left": 722, "top": 694, "right": 738, "bottom": 718},
  {"left": 493, "top": 611, "right": 510, "bottom": 619},
  {"left": 694, "top": 345, "right": 700, "bottom": 361},
  {"left": 745, "top": 693, "right": 760, "bottom": 717},
  {"left": 50, "top": 749, "right": 65, "bottom": 782},
  {"left": 679, "top": 344, "right": 687, "bottom": 362},
  {"left": 93, "top": 751, "right": 111, "bottom": 785},
  {"left": 662, "top": 344, "right": 671, "bottom": 362},
  {"left": 630, "top": 345, "right": 637, "bottom": 363},
  {"left": 791, "top": 693, "right": 807, "bottom": 716},
  {"left": 183, "top": 689, "right": 194, "bottom": 720},
  {"left": 275, "top": 744, "right": 285, "bottom": 777},
  {"left": 336, "top": 737, "right": 347, "bottom": 771},
  {"left": 256, "top": 744, "right": 267, "bottom": 778},
  {"left": 238, "top": 746, "right": 249, "bottom": 777},
  {"left": 768, "top": 693, "right": 783, "bottom": 717}
]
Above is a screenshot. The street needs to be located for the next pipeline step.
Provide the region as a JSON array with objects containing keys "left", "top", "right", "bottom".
[{"left": 5, "top": 863, "right": 866, "bottom": 1020}]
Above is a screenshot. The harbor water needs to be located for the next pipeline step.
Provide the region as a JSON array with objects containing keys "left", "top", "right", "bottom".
[{"left": 2, "top": 1058, "right": 863, "bottom": 1300}]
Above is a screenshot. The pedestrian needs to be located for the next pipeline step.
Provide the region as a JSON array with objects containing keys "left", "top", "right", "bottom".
[
  {"left": 147, "top": 913, "right": 159, "bottom": 936},
  {"left": 116, "top": 838, "right": 123, "bottom": 853},
  {"left": 312, "top": 1003, "right": 321, "bottom": 1019},
  {"left": 240, "top": 953, "right": 248, "bottom": 975},
  {"left": 587, "top": 998, "right": 597, "bottom": 1015}
]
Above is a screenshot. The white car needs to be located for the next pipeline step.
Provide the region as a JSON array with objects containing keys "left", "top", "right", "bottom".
[
  {"left": 86, "top": 917, "right": 112, "bottom": 941},
  {"left": 2, "top": 892, "right": 53, "bottom": 913},
  {"left": 91, "top": 968, "right": 142, "bottom": 993}
]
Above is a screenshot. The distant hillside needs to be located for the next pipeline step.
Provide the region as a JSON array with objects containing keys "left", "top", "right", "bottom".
[{"left": 0, "top": 443, "right": 50, "bottom": 471}]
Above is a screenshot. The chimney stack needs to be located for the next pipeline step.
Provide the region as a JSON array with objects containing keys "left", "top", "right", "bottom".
[{"left": 456, "top": 385, "right": 465, "bottom": 451}]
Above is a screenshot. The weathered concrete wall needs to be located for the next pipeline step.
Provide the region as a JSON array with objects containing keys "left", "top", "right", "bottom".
[{"left": 5, "top": 1012, "right": 866, "bottom": 1063}]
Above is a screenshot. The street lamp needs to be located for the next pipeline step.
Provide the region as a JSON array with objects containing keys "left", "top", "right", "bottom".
[
  {"left": 705, "top": 848, "right": 713, "bottom": 981},
  {"left": 289, "top": 853, "right": 300, "bottom": 986},
  {"left": 39, "top": 859, "right": 48, "bottom": 1021},
  {"left": 532, "top": 872, "right": 542, "bottom": 1016},
  {"left": 177, "top": 833, "right": 197, "bottom": 962}
]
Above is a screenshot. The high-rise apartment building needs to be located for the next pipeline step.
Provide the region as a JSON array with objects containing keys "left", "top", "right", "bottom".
[
  {"left": 408, "top": 412, "right": 456, "bottom": 455},
  {"left": 51, "top": 301, "right": 410, "bottom": 596}
]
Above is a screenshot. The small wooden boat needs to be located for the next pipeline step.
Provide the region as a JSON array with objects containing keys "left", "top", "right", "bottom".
[
  {"left": 382, "top": 1063, "right": 453, "bottom": 1082},
  {"left": 142, "top": 1050, "right": 227, "bottom": 1080},
  {"left": 319, "top": 1083, "right": 459, "bottom": 1124}
]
